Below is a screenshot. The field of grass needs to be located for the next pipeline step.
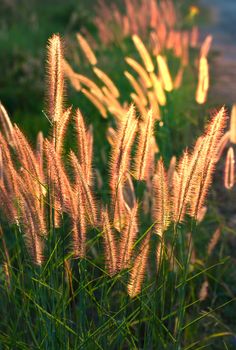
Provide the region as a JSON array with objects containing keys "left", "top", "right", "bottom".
[{"left": 0, "top": 1, "right": 236, "bottom": 349}]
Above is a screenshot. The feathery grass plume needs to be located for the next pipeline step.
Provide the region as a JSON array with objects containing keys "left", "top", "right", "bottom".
[
  {"left": 87, "top": 125, "right": 94, "bottom": 182},
  {"left": 123, "top": 174, "right": 136, "bottom": 209},
  {"left": 196, "top": 56, "right": 209, "bottom": 104},
  {"left": 101, "top": 86, "right": 121, "bottom": 110},
  {"left": 118, "top": 202, "right": 139, "bottom": 270},
  {"left": 130, "top": 93, "right": 148, "bottom": 116},
  {"left": 19, "top": 189, "right": 44, "bottom": 265},
  {"left": 182, "top": 31, "right": 189, "bottom": 66},
  {"left": 0, "top": 133, "right": 19, "bottom": 198},
  {"left": 132, "top": 35, "right": 154, "bottom": 73},
  {"left": 189, "top": 107, "right": 227, "bottom": 218},
  {"left": 63, "top": 59, "right": 81, "bottom": 91},
  {"left": 127, "top": 232, "right": 150, "bottom": 298},
  {"left": 44, "top": 139, "right": 70, "bottom": 214},
  {"left": 174, "top": 66, "right": 184, "bottom": 89},
  {"left": 106, "top": 127, "right": 116, "bottom": 146},
  {"left": 125, "top": 57, "right": 152, "bottom": 88},
  {"left": 153, "top": 159, "right": 171, "bottom": 236},
  {"left": 36, "top": 131, "right": 44, "bottom": 181},
  {"left": 113, "top": 185, "right": 129, "bottom": 232},
  {"left": 199, "top": 280, "right": 209, "bottom": 301},
  {"left": 149, "top": 72, "right": 166, "bottom": 106},
  {"left": 197, "top": 206, "right": 207, "bottom": 223},
  {"left": 0, "top": 102, "right": 14, "bottom": 144},
  {"left": 0, "top": 227, "right": 10, "bottom": 288},
  {"left": 14, "top": 172, "right": 45, "bottom": 263},
  {"left": 93, "top": 67, "right": 119, "bottom": 98},
  {"left": 0, "top": 182, "right": 18, "bottom": 224},
  {"left": 45, "top": 140, "right": 85, "bottom": 252},
  {"left": 76, "top": 74, "right": 104, "bottom": 98},
  {"left": 0, "top": 148, "right": 2, "bottom": 183},
  {"left": 207, "top": 228, "right": 221, "bottom": 256},
  {"left": 63, "top": 58, "right": 81, "bottom": 85},
  {"left": 47, "top": 34, "right": 64, "bottom": 125},
  {"left": 156, "top": 241, "right": 162, "bottom": 274},
  {"left": 64, "top": 64, "right": 103, "bottom": 99},
  {"left": 102, "top": 208, "right": 117, "bottom": 276},
  {"left": 75, "top": 109, "right": 92, "bottom": 184},
  {"left": 109, "top": 105, "right": 137, "bottom": 194},
  {"left": 81, "top": 88, "right": 107, "bottom": 119},
  {"left": 56, "top": 107, "right": 72, "bottom": 155},
  {"left": 224, "top": 147, "right": 235, "bottom": 190},
  {"left": 156, "top": 55, "right": 173, "bottom": 92},
  {"left": 200, "top": 35, "right": 213, "bottom": 58},
  {"left": 72, "top": 189, "right": 87, "bottom": 257},
  {"left": 172, "top": 151, "right": 190, "bottom": 222},
  {"left": 150, "top": 0, "right": 160, "bottom": 28},
  {"left": 76, "top": 33, "right": 97, "bottom": 66},
  {"left": 70, "top": 150, "right": 97, "bottom": 227},
  {"left": 133, "top": 110, "right": 154, "bottom": 181},
  {"left": 13, "top": 126, "right": 45, "bottom": 201},
  {"left": 124, "top": 71, "right": 147, "bottom": 106},
  {"left": 190, "top": 26, "right": 199, "bottom": 47},
  {"left": 167, "top": 155, "right": 176, "bottom": 186},
  {"left": 215, "top": 131, "right": 230, "bottom": 162},
  {"left": 147, "top": 91, "right": 161, "bottom": 119},
  {"left": 230, "top": 104, "right": 236, "bottom": 144}
]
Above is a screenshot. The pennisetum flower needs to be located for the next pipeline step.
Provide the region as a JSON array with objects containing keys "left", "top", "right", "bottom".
[
  {"left": 127, "top": 232, "right": 150, "bottom": 298},
  {"left": 224, "top": 147, "right": 235, "bottom": 190},
  {"left": 132, "top": 35, "right": 155, "bottom": 73},
  {"left": 133, "top": 110, "right": 154, "bottom": 181},
  {"left": 152, "top": 159, "right": 171, "bottom": 236},
  {"left": 196, "top": 56, "right": 209, "bottom": 104},
  {"left": 102, "top": 208, "right": 118, "bottom": 276},
  {"left": 156, "top": 55, "right": 173, "bottom": 92},
  {"left": 230, "top": 104, "right": 236, "bottom": 144},
  {"left": 76, "top": 33, "right": 97, "bottom": 66}
]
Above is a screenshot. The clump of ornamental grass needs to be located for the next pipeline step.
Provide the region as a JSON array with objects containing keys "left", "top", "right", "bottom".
[
  {"left": 91, "top": 0, "right": 199, "bottom": 62},
  {"left": 0, "top": 34, "right": 229, "bottom": 295},
  {"left": 0, "top": 34, "right": 234, "bottom": 349},
  {"left": 64, "top": 29, "right": 212, "bottom": 138}
]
